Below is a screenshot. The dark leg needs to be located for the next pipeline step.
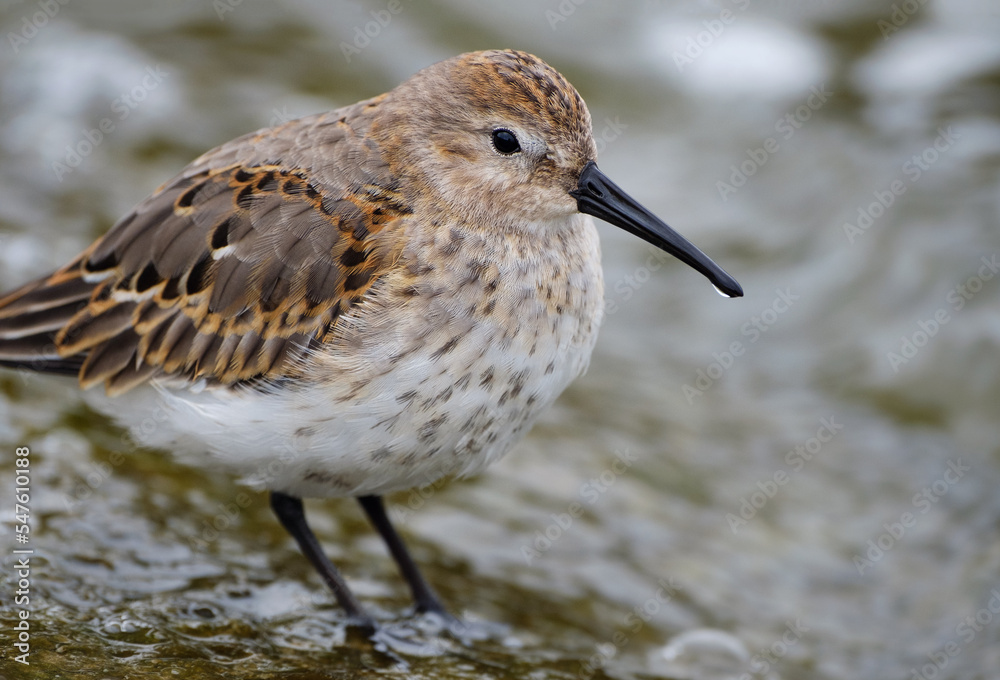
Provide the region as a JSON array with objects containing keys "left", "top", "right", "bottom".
[
  {"left": 270, "top": 491, "right": 375, "bottom": 630},
  {"left": 357, "top": 495, "right": 449, "bottom": 615}
]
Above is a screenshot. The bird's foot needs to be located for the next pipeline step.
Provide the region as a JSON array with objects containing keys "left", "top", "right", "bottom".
[{"left": 364, "top": 609, "right": 509, "bottom": 656}]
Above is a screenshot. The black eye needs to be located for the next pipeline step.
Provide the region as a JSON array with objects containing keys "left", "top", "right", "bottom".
[{"left": 491, "top": 128, "right": 521, "bottom": 155}]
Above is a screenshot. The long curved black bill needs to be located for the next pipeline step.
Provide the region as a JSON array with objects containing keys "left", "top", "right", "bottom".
[{"left": 571, "top": 161, "right": 743, "bottom": 298}]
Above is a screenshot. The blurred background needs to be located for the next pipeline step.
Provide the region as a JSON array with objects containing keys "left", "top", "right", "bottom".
[{"left": 1, "top": 1, "right": 998, "bottom": 678}]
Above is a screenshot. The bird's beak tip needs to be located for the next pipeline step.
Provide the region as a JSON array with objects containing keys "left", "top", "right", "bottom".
[{"left": 572, "top": 162, "right": 743, "bottom": 299}]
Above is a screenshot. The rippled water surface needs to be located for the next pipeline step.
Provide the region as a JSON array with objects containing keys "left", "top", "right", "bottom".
[{"left": 1, "top": 2, "right": 999, "bottom": 678}]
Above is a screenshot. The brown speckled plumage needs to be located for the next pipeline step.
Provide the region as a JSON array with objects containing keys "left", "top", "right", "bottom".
[
  {"left": 0, "top": 99, "right": 408, "bottom": 393},
  {"left": 0, "top": 50, "right": 741, "bottom": 627}
]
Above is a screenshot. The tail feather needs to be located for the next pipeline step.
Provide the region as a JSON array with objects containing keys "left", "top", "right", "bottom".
[
  {"left": 0, "top": 300, "right": 91, "bottom": 339},
  {"left": 0, "top": 274, "right": 94, "bottom": 317},
  {"left": 0, "top": 259, "right": 95, "bottom": 378}
]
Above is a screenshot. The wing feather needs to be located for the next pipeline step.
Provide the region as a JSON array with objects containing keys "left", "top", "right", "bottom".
[{"left": 0, "top": 104, "right": 411, "bottom": 395}]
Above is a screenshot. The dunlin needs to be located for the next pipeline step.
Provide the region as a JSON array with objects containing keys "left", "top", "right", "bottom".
[{"left": 0, "top": 50, "right": 741, "bottom": 631}]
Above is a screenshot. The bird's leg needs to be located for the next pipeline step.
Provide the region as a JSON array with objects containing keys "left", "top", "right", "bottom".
[
  {"left": 357, "top": 494, "right": 450, "bottom": 616},
  {"left": 270, "top": 491, "right": 376, "bottom": 631}
]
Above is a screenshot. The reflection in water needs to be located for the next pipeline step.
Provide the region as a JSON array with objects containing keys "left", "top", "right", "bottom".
[{"left": 1, "top": 2, "right": 999, "bottom": 678}]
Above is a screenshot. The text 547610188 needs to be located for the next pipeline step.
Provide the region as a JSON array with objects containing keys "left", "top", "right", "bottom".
[{"left": 13, "top": 445, "right": 33, "bottom": 666}]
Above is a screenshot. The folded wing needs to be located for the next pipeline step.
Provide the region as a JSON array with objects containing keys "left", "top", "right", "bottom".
[{"left": 0, "top": 112, "right": 409, "bottom": 395}]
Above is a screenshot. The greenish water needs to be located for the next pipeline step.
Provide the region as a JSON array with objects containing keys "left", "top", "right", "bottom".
[{"left": 1, "top": 2, "right": 999, "bottom": 678}]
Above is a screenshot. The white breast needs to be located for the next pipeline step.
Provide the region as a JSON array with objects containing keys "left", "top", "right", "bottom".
[{"left": 90, "top": 214, "right": 605, "bottom": 498}]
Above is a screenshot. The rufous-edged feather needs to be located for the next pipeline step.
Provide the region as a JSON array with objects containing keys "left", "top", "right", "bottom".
[{"left": 0, "top": 101, "right": 411, "bottom": 396}]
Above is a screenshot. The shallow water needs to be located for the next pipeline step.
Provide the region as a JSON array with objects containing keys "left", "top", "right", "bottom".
[{"left": 1, "top": 1, "right": 999, "bottom": 678}]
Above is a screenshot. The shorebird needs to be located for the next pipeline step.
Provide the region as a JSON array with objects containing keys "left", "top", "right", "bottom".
[{"left": 0, "top": 49, "right": 741, "bottom": 631}]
